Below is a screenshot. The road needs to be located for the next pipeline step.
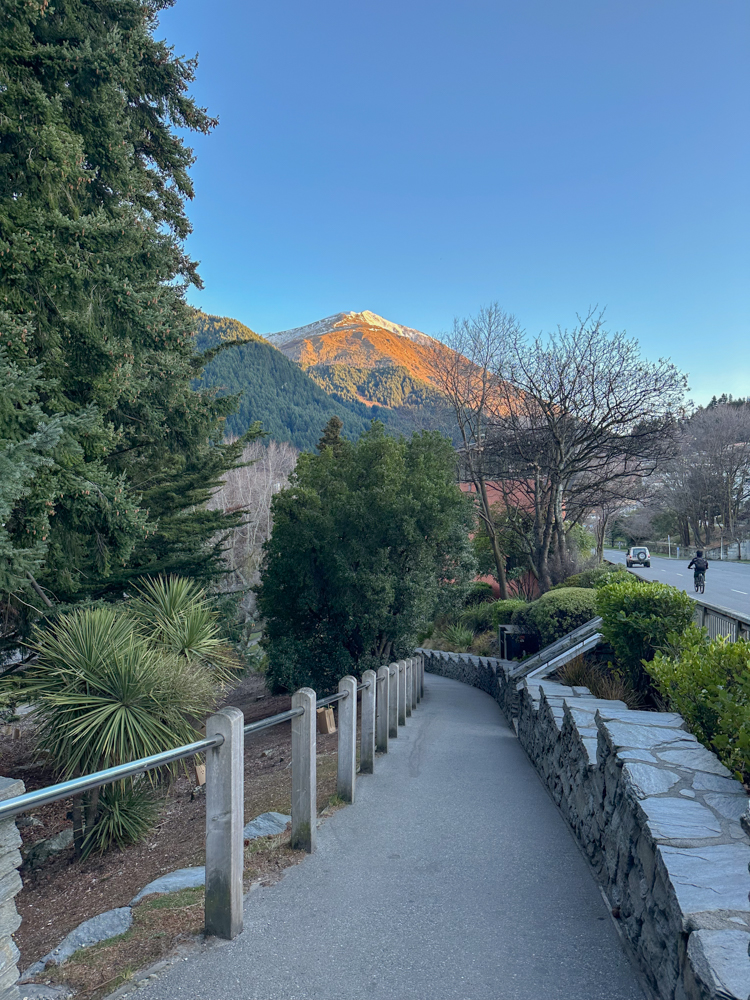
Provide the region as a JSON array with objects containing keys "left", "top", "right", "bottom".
[
  {"left": 605, "top": 549, "right": 750, "bottom": 618},
  {"left": 136, "top": 674, "right": 644, "bottom": 1000}
]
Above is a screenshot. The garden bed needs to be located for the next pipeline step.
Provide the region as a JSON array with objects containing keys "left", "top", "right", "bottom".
[{"left": 4, "top": 670, "right": 342, "bottom": 981}]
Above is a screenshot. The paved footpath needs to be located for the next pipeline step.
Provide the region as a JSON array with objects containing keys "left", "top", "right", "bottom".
[{"left": 136, "top": 675, "right": 646, "bottom": 1000}]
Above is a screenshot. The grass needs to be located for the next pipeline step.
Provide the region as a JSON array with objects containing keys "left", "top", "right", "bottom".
[{"left": 43, "top": 887, "right": 206, "bottom": 1000}]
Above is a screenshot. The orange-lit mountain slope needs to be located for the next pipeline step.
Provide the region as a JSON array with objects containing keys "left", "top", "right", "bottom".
[{"left": 264, "top": 311, "right": 444, "bottom": 384}]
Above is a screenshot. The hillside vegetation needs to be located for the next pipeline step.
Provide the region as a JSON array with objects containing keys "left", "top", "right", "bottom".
[{"left": 195, "top": 314, "right": 457, "bottom": 449}]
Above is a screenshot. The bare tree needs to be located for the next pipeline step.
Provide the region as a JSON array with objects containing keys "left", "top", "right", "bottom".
[
  {"left": 487, "top": 310, "right": 686, "bottom": 589},
  {"left": 208, "top": 439, "right": 299, "bottom": 595},
  {"left": 654, "top": 403, "right": 750, "bottom": 552},
  {"left": 428, "top": 304, "right": 520, "bottom": 598}
]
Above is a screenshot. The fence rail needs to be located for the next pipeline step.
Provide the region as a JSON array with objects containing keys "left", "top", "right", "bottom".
[
  {"left": 0, "top": 656, "right": 425, "bottom": 992},
  {"left": 692, "top": 598, "right": 750, "bottom": 642}
]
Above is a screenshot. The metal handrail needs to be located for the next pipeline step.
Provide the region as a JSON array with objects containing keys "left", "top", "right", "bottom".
[
  {"left": 0, "top": 735, "right": 223, "bottom": 823},
  {"left": 244, "top": 707, "right": 304, "bottom": 736},
  {"left": 316, "top": 691, "right": 348, "bottom": 708},
  {"left": 0, "top": 675, "right": 384, "bottom": 824}
]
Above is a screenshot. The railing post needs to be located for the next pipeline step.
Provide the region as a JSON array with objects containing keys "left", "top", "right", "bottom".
[
  {"left": 420, "top": 653, "right": 424, "bottom": 698},
  {"left": 360, "top": 670, "right": 376, "bottom": 774},
  {"left": 405, "top": 660, "right": 413, "bottom": 718},
  {"left": 291, "top": 687, "right": 316, "bottom": 853},
  {"left": 376, "top": 665, "right": 390, "bottom": 752},
  {"left": 411, "top": 656, "right": 418, "bottom": 710},
  {"left": 398, "top": 661, "right": 407, "bottom": 726},
  {"left": 337, "top": 676, "right": 357, "bottom": 803},
  {"left": 205, "top": 707, "right": 244, "bottom": 940},
  {"left": 389, "top": 663, "right": 399, "bottom": 738}
]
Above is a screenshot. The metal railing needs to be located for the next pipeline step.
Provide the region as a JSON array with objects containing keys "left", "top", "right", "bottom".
[
  {"left": 0, "top": 656, "right": 425, "bottom": 989},
  {"left": 692, "top": 598, "right": 750, "bottom": 642}
]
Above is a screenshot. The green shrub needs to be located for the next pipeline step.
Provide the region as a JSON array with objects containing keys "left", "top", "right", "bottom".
[
  {"left": 551, "top": 565, "right": 628, "bottom": 591},
  {"left": 81, "top": 780, "right": 157, "bottom": 859},
  {"left": 470, "top": 631, "right": 496, "bottom": 657},
  {"left": 648, "top": 635, "right": 750, "bottom": 780},
  {"left": 459, "top": 603, "right": 497, "bottom": 633},
  {"left": 490, "top": 599, "right": 528, "bottom": 628},
  {"left": 464, "top": 582, "right": 495, "bottom": 606},
  {"left": 596, "top": 577, "right": 695, "bottom": 692},
  {"left": 511, "top": 588, "right": 598, "bottom": 647},
  {"left": 17, "top": 586, "right": 225, "bottom": 856},
  {"left": 437, "top": 624, "right": 474, "bottom": 652}
]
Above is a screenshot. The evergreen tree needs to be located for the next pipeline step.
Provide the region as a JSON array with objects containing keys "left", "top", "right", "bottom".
[
  {"left": 257, "top": 424, "right": 475, "bottom": 693},
  {"left": 0, "top": 0, "right": 247, "bottom": 611},
  {"left": 316, "top": 416, "right": 345, "bottom": 455}
]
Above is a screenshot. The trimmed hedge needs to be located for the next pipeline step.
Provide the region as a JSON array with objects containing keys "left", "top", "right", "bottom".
[
  {"left": 596, "top": 577, "right": 695, "bottom": 693},
  {"left": 490, "top": 599, "right": 528, "bottom": 628},
  {"left": 464, "top": 582, "right": 495, "bottom": 606},
  {"left": 648, "top": 633, "right": 750, "bottom": 781},
  {"left": 511, "top": 588, "right": 598, "bottom": 648},
  {"left": 551, "top": 565, "right": 628, "bottom": 591}
]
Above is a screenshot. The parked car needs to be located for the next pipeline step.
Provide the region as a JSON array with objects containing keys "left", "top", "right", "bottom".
[{"left": 626, "top": 546, "right": 651, "bottom": 568}]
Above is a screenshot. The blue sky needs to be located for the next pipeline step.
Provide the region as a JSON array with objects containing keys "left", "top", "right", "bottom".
[{"left": 159, "top": 0, "right": 749, "bottom": 404}]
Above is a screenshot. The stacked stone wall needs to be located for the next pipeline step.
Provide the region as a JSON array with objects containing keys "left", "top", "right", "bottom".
[
  {"left": 0, "top": 778, "right": 24, "bottom": 1000},
  {"left": 419, "top": 648, "right": 750, "bottom": 1000}
]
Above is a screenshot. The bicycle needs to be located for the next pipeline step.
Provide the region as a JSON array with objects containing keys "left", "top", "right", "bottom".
[{"left": 694, "top": 571, "right": 705, "bottom": 594}]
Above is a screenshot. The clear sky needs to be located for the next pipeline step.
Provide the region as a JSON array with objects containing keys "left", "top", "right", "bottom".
[{"left": 159, "top": 0, "right": 749, "bottom": 404}]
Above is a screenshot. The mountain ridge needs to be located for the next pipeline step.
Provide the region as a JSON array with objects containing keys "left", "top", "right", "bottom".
[{"left": 264, "top": 310, "right": 443, "bottom": 384}]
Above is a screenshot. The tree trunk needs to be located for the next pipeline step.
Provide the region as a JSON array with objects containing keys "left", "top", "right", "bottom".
[
  {"left": 477, "top": 476, "right": 508, "bottom": 600},
  {"left": 71, "top": 794, "right": 85, "bottom": 857}
]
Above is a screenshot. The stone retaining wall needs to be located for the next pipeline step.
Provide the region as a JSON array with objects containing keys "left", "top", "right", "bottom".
[
  {"left": 0, "top": 778, "right": 25, "bottom": 1000},
  {"left": 420, "top": 649, "right": 750, "bottom": 1000}
]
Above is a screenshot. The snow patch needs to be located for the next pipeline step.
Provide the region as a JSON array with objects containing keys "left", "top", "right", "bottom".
[{"left": 264, "top": 311, "right": 440, "bottom": 350}]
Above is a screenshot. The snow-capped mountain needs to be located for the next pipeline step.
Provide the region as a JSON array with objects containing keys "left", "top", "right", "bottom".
[{"left": 263, "top": 310, "right": 443, "bottom": 382}]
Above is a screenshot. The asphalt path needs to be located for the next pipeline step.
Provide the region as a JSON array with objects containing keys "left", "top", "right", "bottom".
[
  {"left": 605, "top": 549, "right": 750, "bottom": 618},
  {"left": 136, "top": 674, "right": 645, "bottom": 1000}
]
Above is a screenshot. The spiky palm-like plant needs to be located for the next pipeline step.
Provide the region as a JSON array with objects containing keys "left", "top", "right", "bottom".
[
  {"left": 21, "top": 605, "right": 217, "bottom": 854},
  {"left": 129, "top": 575, "right": 238, "bottom": 683}
]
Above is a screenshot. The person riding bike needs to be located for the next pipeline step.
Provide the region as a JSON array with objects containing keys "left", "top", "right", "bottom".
[{"left": 688, "top": 551, "right": 708, "bottom": 588}]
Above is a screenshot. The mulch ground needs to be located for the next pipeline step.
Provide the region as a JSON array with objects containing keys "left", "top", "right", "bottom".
[{"left": 3, "top": 671, "right": 344, "bottom": 983}]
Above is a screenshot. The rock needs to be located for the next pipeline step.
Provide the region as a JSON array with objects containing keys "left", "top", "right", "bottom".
[
  {"left": 692, "top": 772, "right": 746, "bottom": 793},
  {"left": 623, "top": 762, "right": 680, "bottom": 799},
  {"left": 640, "top": 797, "right": 723, "bottom": 842},
  {"left": 687, "top": 929, "right": 750, "bottom": 1000},
  {"left": 130, "top": 867, "right": 205, "bottom": 905},
  {"left": 657, "top": 748, "right": 733, "bottom": 777},
  {"left": 597, "top": 708, "right": 686, "bottom": 728},
  {"left": 19, "top": 985, "right": 71, "bottom": 999},
  {"left": 22, "top": 829, "right": 73, "bottom": 869},
  {"left": 704, "top": 793, "right": 749, "bottom": 823},
  {"left": 16, "top": 816, "right": 43, "bottom": 830},
  {"left": 659, "top": 844, "right": 750, "bottom": 929},
  {"left": 599, "top": 719, "right": 697, "bottom": 752},
  {"left": 243, "top": 811, "right": 291, "bottom": 840},
  {"left": 25, "top": 907, "right": 132, "bottom": 975},
  {"left": 618, "top": 749, "right": 659, "bottom": 763}
]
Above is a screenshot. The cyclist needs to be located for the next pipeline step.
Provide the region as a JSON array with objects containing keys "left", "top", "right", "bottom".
[{"left": 688, "top": 551, "right": 708, "bottom": 590}]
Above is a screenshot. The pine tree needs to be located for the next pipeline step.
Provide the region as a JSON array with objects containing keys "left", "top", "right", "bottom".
[
  {"left": 0, "top": 0, "right": 247, "bottom": 609},
  {"left": 316, "top": 416, "right": 345, "bottom": 455}
]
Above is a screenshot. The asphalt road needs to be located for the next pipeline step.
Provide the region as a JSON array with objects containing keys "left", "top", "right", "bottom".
[
  {"left": 135, "top": 675, "right": 645, "bottom": 1000},
  {"left": 605, "top": 549, "right": 750, "bottom": 618}
]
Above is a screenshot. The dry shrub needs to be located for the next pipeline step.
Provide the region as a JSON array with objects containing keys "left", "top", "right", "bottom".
[{"left": 557, "top": 654, "right": 641, "bottom": 709}]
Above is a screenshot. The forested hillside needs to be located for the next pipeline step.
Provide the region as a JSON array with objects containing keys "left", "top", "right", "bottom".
[
  {"left": 194, "top": 313, "right": 458, "bottom": 449},
  {"left": 194, "top": 313, "right": 401, "bottom": 449}
]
